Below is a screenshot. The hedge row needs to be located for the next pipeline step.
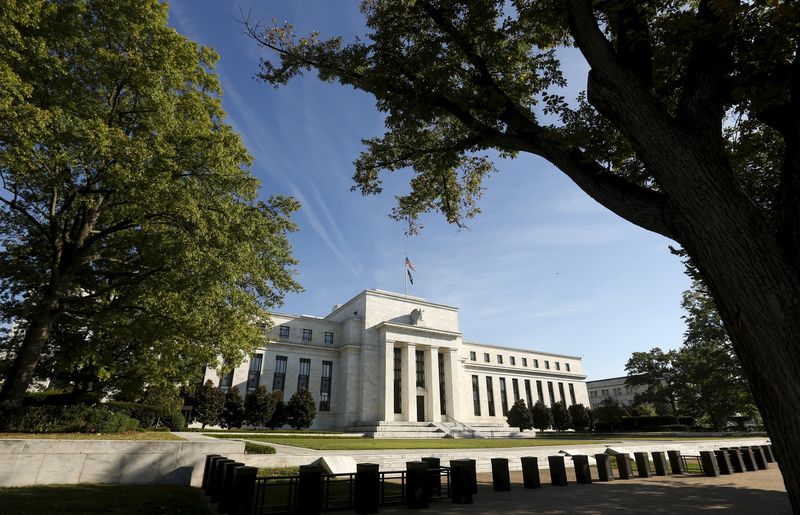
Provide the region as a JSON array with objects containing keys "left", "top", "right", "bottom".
[
  {"left": 105, "top": 401, "right": 185, "bottom": 431},
  {"left": 0, "top": 405, "right": 140, "bottom": 433}
]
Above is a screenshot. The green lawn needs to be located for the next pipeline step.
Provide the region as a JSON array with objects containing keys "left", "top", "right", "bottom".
[
  {"left": 189, "top": 428, "right": 343, "bottom": 434},
  {"left": 0, "top": 485, "right": 211, "bottom": 515},
  {"left": 0, "top": 431, "right": 183, "bottom": 441},
  {"left": 212, "top": 435, "right": 616, "bottom": 450}
]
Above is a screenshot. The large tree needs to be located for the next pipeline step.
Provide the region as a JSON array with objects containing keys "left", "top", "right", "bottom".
[
  {"left": 0, "top": 0, "right": 300, "bottom": 406},
  {"left": 245, "top": 1, "right": 800, "bottom": 504},
  {"left": 624, "top": 347, "right": 680, "bottom": 420}
]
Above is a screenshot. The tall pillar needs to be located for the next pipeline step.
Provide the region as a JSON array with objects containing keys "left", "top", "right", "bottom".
[
  {"left": 446, "top": 348, "right": 463, "bottom": 420},
  {"left": 402, "top": 343, "right": 417, "bottom": 422},
  {"left": 425, "top": 347, "right": 441, "bottom": 422},
  {"left": 382, "top": 340, "right": 395, "bottom": 421}
]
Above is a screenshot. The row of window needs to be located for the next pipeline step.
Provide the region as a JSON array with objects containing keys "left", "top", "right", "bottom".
[
  {"left": 219, "top": 355, "right": 333, "bottom": 411},
  {"left": 468, "top": 351, "right": 571, "bottom": 372},
  {"left": 393, "top": 349, "right": 448, "bottom": 415},
  {"left": 470, "top": 374, "right": 578, "bottom": 417},
  {"left": 278, "top": 325, "right": 334, "bottom": 345},
  {"left": 591, "top": 386, "right": 630, "bottom": 398}
]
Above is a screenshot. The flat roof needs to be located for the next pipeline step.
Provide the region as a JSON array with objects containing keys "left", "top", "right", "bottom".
[{"left": 463, "top": 340, "right": 582, "bottom": 360}]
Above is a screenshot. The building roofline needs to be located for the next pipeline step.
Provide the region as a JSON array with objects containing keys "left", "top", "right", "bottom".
[
  {"left": 463, "top": 340, "right": 582, "bottom": 360},
  {"left": 586, "top": 375, "right": 640, "bottom": 384}
]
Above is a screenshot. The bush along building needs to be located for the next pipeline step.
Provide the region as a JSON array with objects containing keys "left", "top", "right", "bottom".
[{"left": 203, "top": 290, "right": 590, "bottom": 437}]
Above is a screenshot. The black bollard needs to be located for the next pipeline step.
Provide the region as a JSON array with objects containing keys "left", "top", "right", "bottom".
[
  {"left": 466, "top": 459, "right": 477, "bottom": 494},
  {"left": 232, "top": 466, "right": 258, "bottom": 515},
  {"left": 449, "top": 460, "right": 473, "bottom": 504},
  {"left": 740, "top": 448, "right": 757, "bottom": 471},
  {"left": 354, "top": 463, "right": 380, "bottom": 515},
  {"left": 751, "top": 447, "right": 769, "bottom": 470},
  {"left": 727, "top": 449, "right": 745, "bottom": 472},
  {"left": 615, "top": 453, "right": 633, "bottom": 480},
  {"left": 634, "top": 452, "right": 651, "bottom": 478},
  {"left": 651, "top": 452, "right": 669, "bottom": 476},
  {"left": 205, "top": 456, "right": 225, "bottom": 496},
  {"left": 714, "top": 450, "right": 733, "bottom": 475},
  {"left": 548, "top": 455, "right": 568, "bottom": 486},
  {"left": 296, "top": 465, "right": 324, "bottom": 515},
  {"left": 573, "top": 455, "right": 592, "bottom": 484},
  {"left": 700, "top": 451, "right": 720, "bottom": 477},
  {"left": 761, "top": 445, "right": 775, "bottom": 463},
  {"left": 667, "top": 450, "right": 684, "bottom": 475},
  {"left": 421, "top": 457, "right": 441, "bottom": 497},
  {"left": 521, "top": 457, "right": 541, "bottom": 489},
  {"left": 595, "top": 454, "right": 614, "bottom": 482},
  {"left": 210, "top": 458, "right": 234, "bottom": 503},
  {"left": 202, "top": 454, "right": 222, "bottom": 491},
  {"left": 220, "top": 461, "right": 244, "bottom": 513},
  {"left": 406, "top": 461, "right": 430, "bottom": 509},
  {"left": 491, "top": 458, "right": 511, "bottom": 491}
]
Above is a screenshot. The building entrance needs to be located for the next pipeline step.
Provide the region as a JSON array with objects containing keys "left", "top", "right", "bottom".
[{"left": 416, "top": 395, "right": 425, "bottom": 422}]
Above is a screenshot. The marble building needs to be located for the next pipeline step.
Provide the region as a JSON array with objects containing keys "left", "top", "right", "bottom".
[{"left": 203, "top": 289, "right": 590, "bottom": 432}]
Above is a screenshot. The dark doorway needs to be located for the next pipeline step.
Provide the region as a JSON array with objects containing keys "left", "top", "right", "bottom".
[{"left": 416, "top": 395, "right": 425, "bottom": 422}]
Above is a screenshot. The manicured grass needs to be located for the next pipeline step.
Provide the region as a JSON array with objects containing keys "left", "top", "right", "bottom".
[
  {"left": 0, "top": 484, "right": 212, "bottom": 514},
  {"left": 245, "top": 441, "right": 276, "bottom": 454},
  {"left": 213, "top": 435, "right": 614, "bottom": 450},
  {"left": 258, "top": 466, "right": 300, "bottom": 477},
  {"left": 188, "top": 428, "right": 343, "bottom": 434},
  {"left": 0, "top": 431, "right": 183, "bottom": 441}
]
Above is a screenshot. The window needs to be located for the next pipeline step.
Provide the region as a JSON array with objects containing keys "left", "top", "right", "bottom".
[
  {"left": 512, "top": 378, "right": 520, "bottom": 402},
  {"left": 324, "top": 332, "right": 334, "bottom": 345},
  {"left": 558, "top": 382, "right": 566, "bottom": 403},
  {"left": 438, "top": 352, "right": 447, "bottom": 415},
  {"left": 497, "top": 354, "right": 503, "bottom": 364},
  {"left": 302, "top": 329, "right": 312, "bottom": 342},
  {"left": 297, "top": 358, "right": 311, "bottom": 390},
  {"left": 521, "top": 358, "right": 527, "bottom": 367},
  {"left": 565, "top": 363, "right": 571, "bottom": 372},
  {"left": 569, "top": 383, "right": 576, "bottom": 405},
  {"left": 499, "top": 378, "right": 509, "bottom": 415},
  {"left": 555, "top": 362, "right": 561, "bottom": 371},
  {"left": 320, "top": 361, "right": 332, "bottom": 411},
  {"left": 469, "top": 351, "right": 476, "bottom": 361},
  {"left": 525, "top": 379, "right": 533, "bottom": 409},
  {"left": 486, "top": 377, "right": 496, "bottom": 416},
  {"left": 393, "top": 348, "right": 402, "bottom": 414},
  {"left": 279, "top": 326, "right": 290, "bottom": 338},
  {"left": 483, "top": 353, "right": 490, "bottom": 363},
  {"left": 272, "top": 356, "right": 287, "bottom": 394},
  {"left": 415, "top": 350, "right": 425, "bottom": 388},
  {"left": 247, "top": 354, "right": 263, "bottom": 391},
  {"left": 533, "top": 359, "right": 539, "bottom": 368},
  {"left": 547, "top": 381, "right": 555, "bottom": 405},
  {"left": 219, "top": 369, "right": 234, "bottom": 393},
  {"left": 510, "top": 356, "right": 516, "bottom": 366},
  {"left": 544, "top": 360, "right": 550, "bottom": 370},
  {"left": 536, "top": 380, "right": 544, "bottom": 403},
  {"left": 472, "top": 375, "right": 481, "bottom": 416}
]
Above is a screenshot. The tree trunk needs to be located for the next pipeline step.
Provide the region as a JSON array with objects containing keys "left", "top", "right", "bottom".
[{"left": 0, "top": 296, "right": 59, "bottom": 408}]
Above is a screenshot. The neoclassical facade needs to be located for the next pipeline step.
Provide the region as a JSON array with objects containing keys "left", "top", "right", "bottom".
[{"left": 204, "top": 289, "right": 590, "bottom": 431}]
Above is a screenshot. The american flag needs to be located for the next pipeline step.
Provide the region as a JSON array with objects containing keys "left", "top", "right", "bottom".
[{"left": 405, "top": 256, "right": 416, "bottom": 271}]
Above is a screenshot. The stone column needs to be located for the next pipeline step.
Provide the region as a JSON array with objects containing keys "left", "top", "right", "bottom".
[
  {"left": 425, "top": 347, "right": 441, "bottom": 422},
  {"left": 382, "top": 340, "right": 395, "bottom": 421},
  {"left": 402, "top": 343, "right": 417, "bottom": 422},
  {"left": 445, "top": 348, "right": 462, "bottom": 420}
]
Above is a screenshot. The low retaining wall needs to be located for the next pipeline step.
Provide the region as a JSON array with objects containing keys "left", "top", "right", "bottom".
[{"left": 0, "top": 438, "right": 245, "bottom": 487}]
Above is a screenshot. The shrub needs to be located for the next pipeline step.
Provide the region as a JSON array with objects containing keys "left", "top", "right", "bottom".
[
  {"left": 506, "top": 399, "right": 533, "bottom": 431},
  {"left": 244, "top": 385, "right": 278, "bottom": 427},
  {"left": 531, "top": 401, "right": 552, "bottom": 431},
  {"left": 105, "top": 401, "right": 185, "bottom": 430},
  {"left": 568, "top": 403, "right": 592, "bottom": 431},
  {"left": 0, "top": 405, "right": 139, "bottom": 433},
  {"left": 193, "top": 380, "right": 225, "bottom": 428},
  {"left": 245, "top": 442, "right": 276, "bottom": 454},
  {"left": 221, "top": 386, "right": 246, "bottom": 429},
  {"left": 551, "top": 401, "right": 571, "bottom": 431},
  {"left": 286, "top": 389, "right": 316, "bottom": 429},
  {"left": 268, "top": 398, "right": 288, "bottom": 429}
]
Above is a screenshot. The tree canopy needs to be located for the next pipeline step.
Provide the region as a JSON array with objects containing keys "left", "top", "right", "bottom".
[{"left": 0, "top": 0, "right": 300, "bottom": 404}]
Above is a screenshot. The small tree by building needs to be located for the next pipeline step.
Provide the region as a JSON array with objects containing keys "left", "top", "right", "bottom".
[
  {"left": 568, "top": 403, "right": 592, "bottom": 432},
  {"left": 244, "top": 385, "right": 278, "bottom": 427},
  {"left": 506, "top": 399, "right": 533, "bottom": 431},
  {"left": 221, "top": 386, "right": 246, "bottom": 429},
  {"left": 531, "top": 400, "right": 552, "bottom": 432},
  {"left": 593, "top": 399, "right": 626, "bottom": 432},
  {"left": 193, "top": 380, "right": 225, "bottom": 429},
  {"left": 551, "top": 401, "right": 571, "bottom": 432},
  {"left": 286, "top": 388, "right": 316, "bottom": 429},
  {"left": 267, "top": 394, "right": 288, "bottom": 429}
]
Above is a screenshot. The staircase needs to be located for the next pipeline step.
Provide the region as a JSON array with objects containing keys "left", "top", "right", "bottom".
[{"left": 346, "top": 421, "right": 448, "bottom": 439}]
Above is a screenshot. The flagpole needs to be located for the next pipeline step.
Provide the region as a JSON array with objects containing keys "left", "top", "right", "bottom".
[{"left": 404, "top": 256, "right": 407, "bottom": 296}]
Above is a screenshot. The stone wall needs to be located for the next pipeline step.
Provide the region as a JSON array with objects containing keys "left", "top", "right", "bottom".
[{"left": 0, "top": 438, "right": 244, "bottom": 487}]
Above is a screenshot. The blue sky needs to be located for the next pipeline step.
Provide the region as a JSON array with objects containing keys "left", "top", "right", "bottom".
[{"left": 167, "top": 0, "right": 690, "bottom": 381}]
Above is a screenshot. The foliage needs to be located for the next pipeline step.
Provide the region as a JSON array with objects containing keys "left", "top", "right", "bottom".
[
  {"left": 625, "top": 348, "right": 680, "bottom": 420},
  {"left": 221, "top": 386, "right": 246, "bottom": 429},
  {"left": 530, "top": 400, "right": 552, "bottom": 432},
  {"left": 568, "top": 403, "right": 591, "bottom": 431},
  {"left": 140, "top": 385, "right": 184, "bottom": 415},
  {"left": 0, "top": 0, "right": 300, "bottom": 406},
  {"left": 268, "top": 398, "right": 288, "bottom": 429},
  {"left": 245, "top": 441, "right": 276, "bottom": 454},
  {"left": 592, "top": 399, "right": 625, "bottom": 432},
  {"left": 506, "top": 399, "right": 533, "bottom": 431},
  {"left": 105, "top": 401, "right": 184, "bottom": 431},
  {"left": 0, "top": 405, "right": 139, "bottom": 433},
  {"left": 550, "top": 401, "right": 571, "bottom": 431},
  {"left": 192, "top": 381, "right": 224, "bottom": 429},
  {"left": 244, "top": 385, "right": 278, "bottom": 428},
  {"left": 286, "top": 388, "right": 316, "bottom": 430}
]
